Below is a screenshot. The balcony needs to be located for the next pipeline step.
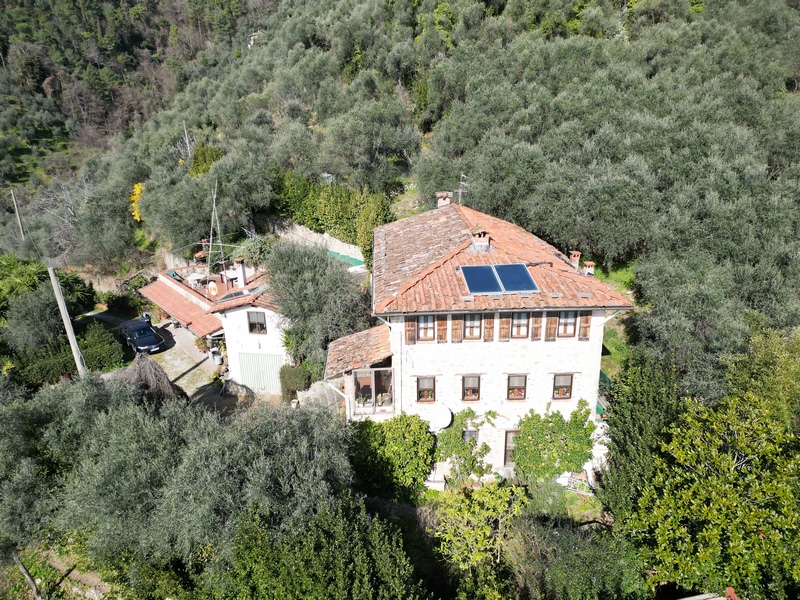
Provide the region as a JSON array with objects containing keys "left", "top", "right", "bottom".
[{"left": 352, "top": 368, "right": 394, "bottom": 416}]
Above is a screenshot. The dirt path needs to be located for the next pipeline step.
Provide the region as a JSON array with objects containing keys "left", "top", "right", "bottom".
[{"left": 46, "top": 552, "right": 111, "bottom": 599}]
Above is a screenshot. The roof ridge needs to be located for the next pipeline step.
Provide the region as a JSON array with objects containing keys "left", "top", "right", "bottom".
[{"left": 375, "top": 238, "right": 473, "bottom": 312}]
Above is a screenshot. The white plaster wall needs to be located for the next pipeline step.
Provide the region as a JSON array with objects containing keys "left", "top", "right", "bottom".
[
  {"left": 220, "top": 305, "right": 288, "bottom": 384},
  {"left": 387, "top": 311, "right": 607, "bottom": 477}
]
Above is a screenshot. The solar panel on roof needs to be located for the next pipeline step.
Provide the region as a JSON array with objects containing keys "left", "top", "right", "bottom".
[
  {"left": 460, "top": 264, "right": 539, "bottom": 295},
  {"left": 461, "top": 266, "right": 502, "bottom": 294},
  {"left": 495, "top": 264, "right": 539, "bottom": 292}
]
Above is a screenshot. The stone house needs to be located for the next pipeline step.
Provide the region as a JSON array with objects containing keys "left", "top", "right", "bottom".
[{"left": 325, "top": 195, "right": 632, "bottom": 483}]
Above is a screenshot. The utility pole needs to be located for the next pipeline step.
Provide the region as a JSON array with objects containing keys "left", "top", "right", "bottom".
[
  {"left": 45, "top": 260, "right": 86, "bottom": 377},
  {"left": 10, "top": 188, "right": 24, "bottom": 240}
]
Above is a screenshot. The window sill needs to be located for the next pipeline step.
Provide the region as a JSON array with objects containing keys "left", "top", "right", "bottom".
[
  {"left": 417, "top": 399, "right": 436, "bottom": 403},
  {"left": 551, "top": 397, "right": 572, "bottom": 401}
]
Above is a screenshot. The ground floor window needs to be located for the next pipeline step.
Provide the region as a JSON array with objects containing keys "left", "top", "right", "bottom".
[
  {"left": 463, "top": 430, "right": 479, "bottom": 444},
  {"left": 462, "top": 375, "right": 480, "bottom": 401},
  {"left": 553, "top": 374, "right": 573, "bottom": 399},
  {"left": 417, "top": 377, "right": 436, "bottom": 402},
  {"left": 507, "top": 375, "right": 527, "bottom": 400},
  {"left": 504, "top": 430, "right": 518, "bottom": 467}
]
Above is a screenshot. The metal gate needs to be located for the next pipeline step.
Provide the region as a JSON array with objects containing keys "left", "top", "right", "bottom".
[{"left": 238, "top": 353, "right": 286, "bottom": 394}]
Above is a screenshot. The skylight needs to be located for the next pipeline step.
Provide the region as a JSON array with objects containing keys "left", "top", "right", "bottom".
[
  {"left": 217, "top": 284, "right": 267, "bottom": 303},
  {"left": 461, "top": 264, "right": 539, "bottom": 295}
]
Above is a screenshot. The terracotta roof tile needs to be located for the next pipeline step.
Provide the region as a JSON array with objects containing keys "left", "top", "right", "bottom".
[
  {"left": 373, "top": 204, "right": 632, "bottom": 314},
  {"left": 139, "top": 280, "right": 223, "bottom": 337},
  {"left": 324, "top": 325, "right": 391, "bottom": 379}
]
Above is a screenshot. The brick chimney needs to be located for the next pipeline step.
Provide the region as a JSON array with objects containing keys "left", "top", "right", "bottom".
[
  {"left": 235, "top": 257, "right": 247, "bottom": 289},
  {"left": 582, "top": 261, "right": 595, "bottom": 277},
  {"left": 569, "top": 250, "right": 581, "bottom": 269},
  {"left": 436, "top": 191, "right": 452, "bottom": 208},
  {"left": 471, "top": 225, "right": 490, "bottom": 252}
]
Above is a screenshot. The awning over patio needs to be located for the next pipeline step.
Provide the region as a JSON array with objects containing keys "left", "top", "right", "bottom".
[
  {"left": 139, "top": 279, "right": 223, "bottom": 337},
  {"left": 325, "top": 324, "right": 391, "bottom": 379}
]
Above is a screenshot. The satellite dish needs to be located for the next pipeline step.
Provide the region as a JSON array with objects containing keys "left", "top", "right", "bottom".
[
  {"left": 208, "top": 281, "right": 218, "bottom": 296},
  {"left": 426, "top": 404, "right": 453, "bottom": 432}
]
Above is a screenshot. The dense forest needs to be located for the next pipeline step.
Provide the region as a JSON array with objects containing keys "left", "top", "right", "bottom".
[{"left": 1, "top": 0, "right": 800, "bottom": 597}]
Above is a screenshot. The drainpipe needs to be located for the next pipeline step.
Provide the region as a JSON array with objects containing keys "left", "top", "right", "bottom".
[{"left": 601, "top": 310, "right": 623, "bottom": 326}]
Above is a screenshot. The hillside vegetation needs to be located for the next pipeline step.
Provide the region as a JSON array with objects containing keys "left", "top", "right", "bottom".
[
  {"left": 3, "top": 0, "right": 799, "bottom": 399},
  {"left": 2, "top": 2, "right": 800, "bottom": 597}
]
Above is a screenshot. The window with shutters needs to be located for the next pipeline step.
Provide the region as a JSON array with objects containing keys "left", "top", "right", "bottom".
[
  {"left": 552, "top": 374, "right": 573, "bottom": 400},
  {"left": 531, "top": 313, "right": 543, "bottom": 340},
  {"left": 437, "top": 315, "right": 448, "bottom": 343},
  {"left": 511, "top": 312, "right": 529, "bottom": 338},
  {"left": 247, "top": 312, "right": 267, "bottom": 334},
  {"left": 417, "top": 377, "right": 435, "bottom": 402},
  {"left": 578, "top": 311, "right": 591, "bottom": 341},
  {"left": 464, "top": 314, "right": 481, "bottom": 340},
  {"left": 499, "top": 313, "right": 511, "bottom": 341},
  {"left": 417, "top": 315, "right": 435, "bottom": 341},
  {"left": 483, "top": 313, "right": 494, "bottom": 342},
  {"left": 558, "top": 311, "right": 576, "bottom": 337},
  {"left": 504, "top": 431, "right": 518, "bottom": 467},
  {"left": 462, "top": 375, "right": 480, "bottom": 401},
  {"left": 451, "top": 314, "right": 463, "bottom": 343},
  {"left": 545, "top": 312, "right": 558, "bottom": 341},
  {"left": 507, "top": 375, "right": 527, "bottom": 400}
]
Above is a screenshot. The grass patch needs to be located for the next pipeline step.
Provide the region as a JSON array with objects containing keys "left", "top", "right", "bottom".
[
  {"left": 601, "top": 324, "right": 629, "bottom": 381},
  {"left": 133, "top": 229, "right": 158, "bottom": 252},
  {"left": 565, "top": 491, "right": 603, "bottom": 522},
  {"left": 0, "top": 548, "right": 68, "bottom": 599},
  {"left": 594, "top": 262, "right": 635, "bottom": 296}
]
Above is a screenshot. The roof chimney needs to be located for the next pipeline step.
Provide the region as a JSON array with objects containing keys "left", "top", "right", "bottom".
[
  {"left": 436, "top": 191, "right": 452, "bottom": 208},
  {"left": 471, "top": 225, "right": 490, "bottom": 252},
  {"left": 569, "top": 250, "right": 581, "bottom": 269},
  {"left": 582, "top": 260, "right": 595, "bottom": 277},
  {"left": 235, "top": 257, "right": 247, "bottom": 289}
]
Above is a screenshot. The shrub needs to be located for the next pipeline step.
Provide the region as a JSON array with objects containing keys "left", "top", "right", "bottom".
[
  {"left": 79, "top": 321, "right": 124, "bottom": 372},
  {"left": 14, "top": 345, "right": 75, "bottom": 386},
  {"left": 512, "top": 400, "right": 595, "bottom": 483},
  {"left": 279, "top": 364, "right": 311, "bottom": 402},
  {"left": 350, "top": 413, "right": 435, "bottom": 501},
  {"left": 105, "top": 292, "right": 150, "bottom": 316}
]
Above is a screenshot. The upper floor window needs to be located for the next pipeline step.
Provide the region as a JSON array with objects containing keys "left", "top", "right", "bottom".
[
  {"left": 553, "top": 374, "right": 573, "bottom": 400},
  {"left": 417, "top": 315, "right": 435, "bottom": 341},
  {"left": 558, "top": 311, "right": 576, "bottom": 337},
  {"left": 464, "top": 314, "right": 482, "bottom": 340},
  {"left": 462, "top": 375, "right": 480, "bottom": 401},
  {"left": 248, "top": 311, "right": 267, "bottom": 334},
  {"left": 511, "top": 312, "right": 529, "bottom": 338},
  {"left": 417, "top": 377, "right": 436, "bottom": 402},
  {"left": 507, "top": 375, "right": 527, "bottom": 400}
]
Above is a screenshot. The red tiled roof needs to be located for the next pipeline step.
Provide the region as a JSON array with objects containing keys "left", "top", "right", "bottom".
[
  {"left": 139, "top": 280, "right": 223, "bottom": 337},
  {"left": 324, "top": 325, "right": 391, "bottom": 379},
  {"left": 373, "top": 204, "right": 632, "bottom": 314}
]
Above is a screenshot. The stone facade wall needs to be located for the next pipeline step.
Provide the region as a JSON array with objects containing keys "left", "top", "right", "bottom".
[{"left": 384, "top": 310, "right": 607, "bottom": 479}]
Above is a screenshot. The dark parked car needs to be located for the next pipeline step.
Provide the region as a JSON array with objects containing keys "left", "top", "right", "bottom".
[{"left": 119, "top": 320, "right": 166, "bottom": 353}]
